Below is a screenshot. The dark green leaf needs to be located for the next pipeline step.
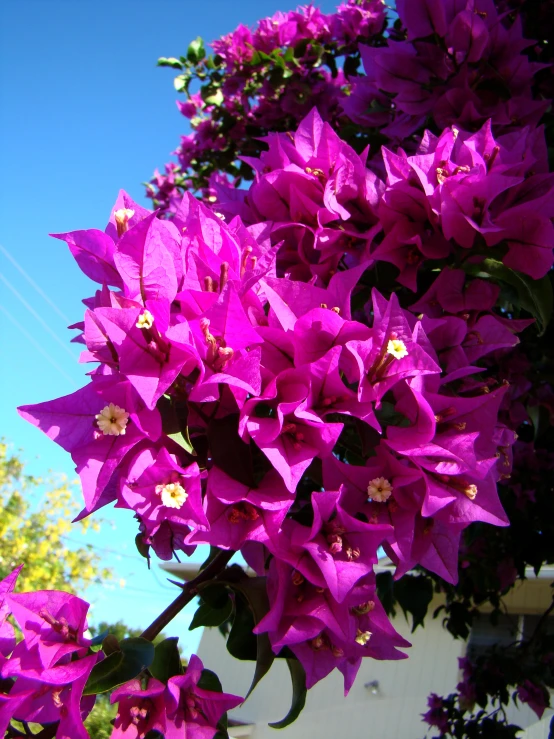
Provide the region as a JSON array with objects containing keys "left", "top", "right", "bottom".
[
  {"left": 528, "top": 404, "right": 550, "bottom": 440},
  {"left": 149, "top": 637, "right": 182, "bottom": 683},
  {"left": 208, "top": 415, "right": 255, "bottom": 487},
  {"left": 268, "top": 658, "right": 307, "bottom": 729},
  {"left": 226, "top": 594, "right": 257, "bottom": 661},
  {"left": 83, "top": 650, "right": 124, "bottom": 695},
  {"left": 200, "top": 583, "right": 232, "bottom": 609},
  {"left": 465, "top": 258, "right": 553, "bottom": 335},
  {"left": 375, "top": 402, "right": 411, "bottom": 429},
  {"left": 393, "top": 574, "right": 434, "bottom": 632},
  {"left": 245, "top": 632, "right": 274, "bottom": 700},
  {"left": 189, "top": 597, "right": 233, "bottom": 630},
  {"left": 376, "top": 571, "right": 396, "bottom": 617},
  {"left": 83, "top": 637, "right": 155, "bottom": 695},
  {"left": 135, "top": 533, "right": 150, "bottom": 561},
  {"left": 197, "top": 668, "right": 223, "bottom": 693}
]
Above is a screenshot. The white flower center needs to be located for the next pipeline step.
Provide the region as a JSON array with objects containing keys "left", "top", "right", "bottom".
[
  {"left": 387, "top": 339, "right": 408, "bottom": 360},
  {"left": 155, "top": 482, "right": 188, "bottom": 509},
  {"left": 113, "top": 208, "right": 135, "bottom": 237},
  {"left": 95, "top": 403, "right": 129, "bottom": 436},
  {"left": 367, "top": 477, "right": 393, "bottom": 503},
  {"left": 136, "top": 309, "right": 154, "bottom": 330},
  {"left": 464, "top": 484, "right": 478, "bottom": 500}
]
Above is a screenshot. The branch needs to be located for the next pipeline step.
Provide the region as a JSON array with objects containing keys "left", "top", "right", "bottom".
[{"left": 140, "top": 548, "right": 235, "bottom": 641}]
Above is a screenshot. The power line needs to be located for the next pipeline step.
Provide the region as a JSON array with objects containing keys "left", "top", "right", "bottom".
[
  {"left": 60, "top": 534, "right": 145, "bottom": 562},
  {"left": 0, "top": 273, "right": 79, "bottom": 362},
  {"left": 0, "top": 244, "right": 72, "bottom": 324},
  {"left": 0, "top": 304, "right": 78, "bottom": 387},
  {"left": 61, "top": 534, "right": 178, "bottom": 591}
]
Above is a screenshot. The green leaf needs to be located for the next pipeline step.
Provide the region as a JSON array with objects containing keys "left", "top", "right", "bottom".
[
  {"left": 168, "top": 429, "right": 195, "bottom": 455},
  {"left": 393, "top": 574, "right": 433, "bottom": 632},
  {"left": 244, "top": 632, "right": 274, "bottom": 701},
  {"left": 135, "top": 533, "right": 150, "bottom": 561},
  {"left": 465, "top": 258, "right": 553, "bottom": 335},
  {"left": 268, "top": 658, "right": 307, "bottom": 729},
  {"left": 204, "top": 88, "right": 224, "bottom": 107},
  {"left": 187, "top": 36, "right": 206, "bottom": 64},
  {"left": 376, "top": 571, "right": 397, "bottom": 617},
  {"left": 157, "top": 57, "right": 183, "bottom": 69},
  {"left": 158, "top": 397, "right": 195, "bottom": 455},
  {"left": 89, "top": 629, "right": 109, "bottom": 647},
  {"left": 218, "top": 576, "right": 275, "bottom": 699},
  {"left": 528, "top": 404, "right": 550, "bottom": 441},
  {"left": 174, "top": 74, "right": 191, "bottom": 93},
  {"left": 83, "top": 637, "right": 155, "bottom": 695},
  {"left": 189, "top": 597, "right": 233, "bottom": 630},
  {"left": 149, "top": 637, "right": 182, "bottom": 683},
  {"left": 226, "top": 594, "right": 257, "bottom": 661},
  {"left": 197, "top": 668, "right": 223, "bottom": 693},
  {"left": 208, "top": 415, "right": 255, "bottom": 487},
  {"left": 375, "top": 401, "right": 411, "bottom": 429}
]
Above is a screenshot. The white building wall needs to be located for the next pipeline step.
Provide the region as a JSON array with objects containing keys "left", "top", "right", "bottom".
[{"left": 198, "top": 596, "right": 465, "bottom": 739}]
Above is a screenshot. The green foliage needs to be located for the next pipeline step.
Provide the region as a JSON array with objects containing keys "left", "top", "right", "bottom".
[
  {"left": 0, "top": 440, "right": 111, "bottom": 592},
  {"left": 464, "top": 258, "right": 553, "bottom": 336},
  {"left": 268, "top": 658, "right": 307, "bottom": 729},
  {"left": 84, "top": 637, "right": 155, "bottom": 695},
  {"left": 83, "top": 695, "right": 117, "bottom": 739}
]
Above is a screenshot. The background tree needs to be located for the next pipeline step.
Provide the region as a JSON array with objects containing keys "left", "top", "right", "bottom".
[{"left": 0, "top": 440, "right": 111, "bottom": 592}]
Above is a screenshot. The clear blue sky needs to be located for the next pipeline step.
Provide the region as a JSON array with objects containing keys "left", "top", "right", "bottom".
[{"left": 0, "top": 0, "right": 339, "bottom": 654}]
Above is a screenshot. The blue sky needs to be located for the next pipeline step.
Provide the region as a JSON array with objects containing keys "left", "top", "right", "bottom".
[{"left": 0, "top": 0, "right": 339, "bottom": 654}]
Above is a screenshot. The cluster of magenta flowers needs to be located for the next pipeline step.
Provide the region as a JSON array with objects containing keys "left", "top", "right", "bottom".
[
  {"left": 10, "top": 0, "right": 554, "bottom": 735},
  {"left": 345, "top": 0, "right": 548, "bottom": 138},
  {"left": 18, "top": 103, "right": 544, "bottom": 701},
  {"left": 0, "top": 567, "right": 240, "bottom": 738},
  {"left": 148, "top": 0, "right": 550, "bottom": 213},
  {"left": 215, "top": 109, "right": 553, "bottom": 287}
]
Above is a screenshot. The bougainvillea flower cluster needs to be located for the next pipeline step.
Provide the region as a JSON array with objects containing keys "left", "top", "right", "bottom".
[
  {"left": 11, "top": 0, "right": 554, "bottom": 735},
  {"left": 19, "top": 132, "right": 537, "bottom": 691},
  {"left": 0, "top": 569, "right": 241, "bottom": 738}
]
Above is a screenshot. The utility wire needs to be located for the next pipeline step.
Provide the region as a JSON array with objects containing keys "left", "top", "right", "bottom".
[
  {"left": 0, "top": 304, "right": 78, "bottom": 387},
  {"left": 0, "top": 244, "right": 72, "bottom": 324},
  {"left": 0, "top": 273, "right": 79, "bottom": 362}
]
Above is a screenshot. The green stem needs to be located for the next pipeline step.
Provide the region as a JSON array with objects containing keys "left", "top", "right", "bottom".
[{"left": 140, "top": 549, "right": 235, "bottom": 641}]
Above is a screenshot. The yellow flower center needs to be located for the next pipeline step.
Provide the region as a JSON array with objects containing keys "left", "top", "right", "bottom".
[
  {"left": 136, "top": 309, "right": 154, "bottom": 330},
  {"left": 387, "top": 339, "right": 408, "bottom": 360},
  {"left": 155, "top": 482, "right": 188, "bottom": 509},
  {"left": 464, "top": 484, "right": 478, "bottom": 500},
  {"left": 95, "top": 403, "right": 129, "bottom": 436},
  {"left": 367, "top": 477, "right": 393, "bottom": 503},
  {"left": 355, "top": 630, "right": 372, "bottom": 646}
]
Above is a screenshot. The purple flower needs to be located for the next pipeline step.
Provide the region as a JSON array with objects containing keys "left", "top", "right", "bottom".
[
  {"left": 422, "top": 692, "right": 450, "bottom": 734},
  {"left": 18, "top": 372, "right": 161, "bottom": 513},
  {"left": 118, "top": 445, "right": 209, "bottom": 537},
  {"left": 517, "top": 679, "right": 549, "bottom": 718},
  {"left": 164, "top": 654, "right": 242, "bottom": 738}
]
